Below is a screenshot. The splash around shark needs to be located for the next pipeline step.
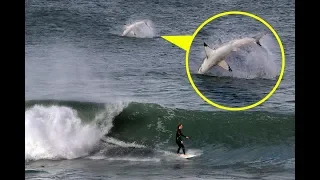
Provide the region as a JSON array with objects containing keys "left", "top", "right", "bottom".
[
  {"left": 197, "top": 32, "right": 267, "bottom": 74},
  {"left": 121, "top": 20, "right": 155, "bottom": 38}
]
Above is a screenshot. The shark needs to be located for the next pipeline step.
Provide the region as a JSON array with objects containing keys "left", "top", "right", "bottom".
[{"left": 197, "top": 33, "right": 267, "bottom": 74}]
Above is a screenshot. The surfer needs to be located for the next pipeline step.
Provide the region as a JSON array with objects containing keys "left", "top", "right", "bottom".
[{"left": 176, "top": 124, "right": 189, "bottom": 155}]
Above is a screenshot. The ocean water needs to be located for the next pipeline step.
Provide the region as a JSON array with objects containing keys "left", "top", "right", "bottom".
[{"left": 25, "top": 0, "right": 295, "bottom": 179}]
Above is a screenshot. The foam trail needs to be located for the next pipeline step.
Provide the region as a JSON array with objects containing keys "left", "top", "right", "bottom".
[
  {"left": 122, "top": 19, "right": 155, "bottom": 38},
  {"left": 25, "top": 102, "right": 128, "bottom": 161},
  {"left": 106, "top": 157, "right": 160, "bottom": 162},
  {"left": 101, "top": 137, "right": 145, "bottom": 148},
  {"left": 86, "top": 154, "right": 160, "bottom": 162}
]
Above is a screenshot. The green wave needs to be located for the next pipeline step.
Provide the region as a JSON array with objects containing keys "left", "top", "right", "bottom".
[{"left": 25, "top": 100, "right": 295, "bottom": 148}]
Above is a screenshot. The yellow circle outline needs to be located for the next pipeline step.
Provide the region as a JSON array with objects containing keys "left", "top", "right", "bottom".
[{"left": 186, "top": 11, "right": 286, "bottom": 111}]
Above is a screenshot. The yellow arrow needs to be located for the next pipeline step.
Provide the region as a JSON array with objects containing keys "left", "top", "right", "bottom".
[{"left": 161, "top": 35, "right": 193, "bottom": 51}]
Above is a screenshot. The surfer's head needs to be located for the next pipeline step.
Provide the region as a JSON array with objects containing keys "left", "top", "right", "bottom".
[{"left": 177, "top": 124, "right": 183, "bottom": 129}]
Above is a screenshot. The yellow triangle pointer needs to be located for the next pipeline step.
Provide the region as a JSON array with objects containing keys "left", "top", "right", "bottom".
[{"left": 161, "top": 35, "right": 193, "bottom": 51}]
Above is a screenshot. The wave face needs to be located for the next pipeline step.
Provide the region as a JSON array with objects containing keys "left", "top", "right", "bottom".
[
  {"left": 109, "top": 102, "right": 294, "bottom": 148},
  {"left": 25, "top": 100, "right": 294, "bottom": 162}
]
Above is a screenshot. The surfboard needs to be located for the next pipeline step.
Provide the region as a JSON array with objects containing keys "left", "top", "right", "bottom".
[{"left": 179, "top": 154, "right": 197, "bottom": 159}]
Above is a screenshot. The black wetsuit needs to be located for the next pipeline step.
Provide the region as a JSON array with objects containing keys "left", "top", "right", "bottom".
[{"left": 176, "top": 129, "right": 186, "bottom": 154}]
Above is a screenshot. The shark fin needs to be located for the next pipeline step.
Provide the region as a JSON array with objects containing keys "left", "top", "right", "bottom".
[
  {"left": 218, "top": 60, "right": 232, "bottom": 72},
  {"left": 203, "top": 42, "right": 215, "bottom": 58}
]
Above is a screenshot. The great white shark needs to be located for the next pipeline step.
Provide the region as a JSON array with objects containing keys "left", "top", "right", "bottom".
[
  {"left": 197, "top": 33, "right": 267, "bottom": 74},
  {"left": 121, "top": 20, "right": 150, "bottom": 37}
]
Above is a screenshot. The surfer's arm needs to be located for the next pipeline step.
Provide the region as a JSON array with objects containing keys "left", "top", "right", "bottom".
[
  {"left": 177, "top": 130, "right": 189, "bottom": 139},
  {"left": 180, "top": 131, "right": 188, "bottom": 138}
]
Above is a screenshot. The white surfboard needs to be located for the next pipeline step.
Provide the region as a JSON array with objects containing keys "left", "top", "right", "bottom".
[{"left": 179, "top": 154, "right": 197, "bottom": 159}]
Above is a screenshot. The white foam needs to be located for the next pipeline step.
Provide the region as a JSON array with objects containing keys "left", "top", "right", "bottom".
[
  {"left": 94, "top": 103, "right": 129, "bottom": 134},
  {"left": 86, "top": 155, "right": 106, "bottom": 160},
  {"left": 25, "top": 102, "right": 128, "bottom": 161},
  {"left": 184, "top": 148, "right": 203, "bottom": 156}
]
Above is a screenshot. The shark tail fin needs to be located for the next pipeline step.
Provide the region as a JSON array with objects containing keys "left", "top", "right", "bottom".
[
  {"left": 253, "top": 32, "right": 267, "bottom": 47},
  {"left": 217, "top": 38, "right": 222, "bottom": 44},
  {"left": 143, "top": 20, "right": 151, "bottom": 28}
]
